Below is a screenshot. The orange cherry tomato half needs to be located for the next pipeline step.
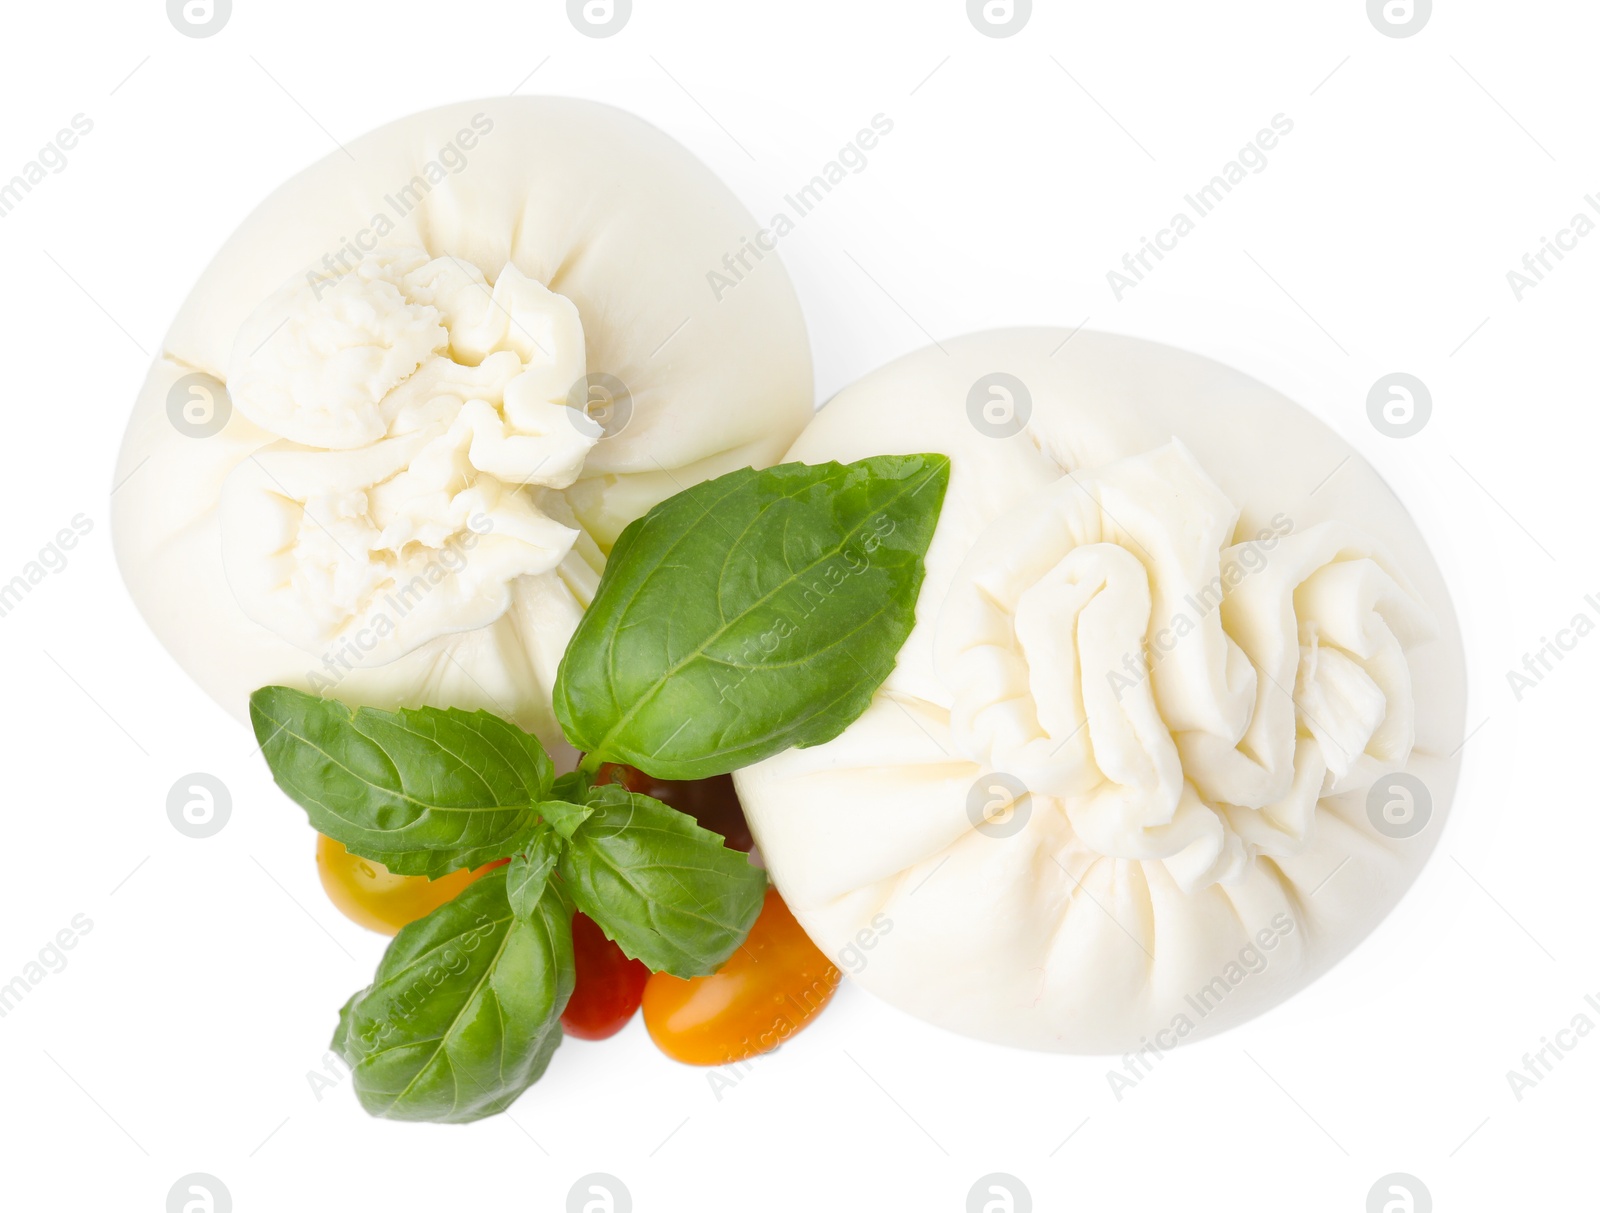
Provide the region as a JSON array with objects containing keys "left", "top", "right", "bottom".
[
  {"left": 315, "top": 834, "right": 505, "bottom": 936},
  {"left": 642, "top": 887, "right": 841, "bottom": 1066},
  {"left": 560, "top": 912, "right": 651, "bottom": 1041}
]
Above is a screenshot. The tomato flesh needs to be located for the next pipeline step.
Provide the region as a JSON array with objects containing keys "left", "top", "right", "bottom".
[
  {"left": 561, "top": 912, "right": 651, "bottom": 1040},
  {"left": 315, "top": 835, "right": 502, "bottom": 936},
  {"left": 642, "top": 887, "right": 840, "bottom": 1066}
]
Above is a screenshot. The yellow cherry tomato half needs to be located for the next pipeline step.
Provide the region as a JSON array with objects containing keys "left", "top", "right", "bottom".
[
  {"left": 315, "top": 834, "right": 504, "bottom": 936},
  {"left": 642, "top": 887, "right": 841, "bottom": 1066}
]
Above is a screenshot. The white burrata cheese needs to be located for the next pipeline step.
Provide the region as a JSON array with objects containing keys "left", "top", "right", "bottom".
[
  {"left": 113, "top": 99, "right": 813, "bottom": 768},
  {"left": 734, "top": 329, "right": 1466, "bottom": 1053}
]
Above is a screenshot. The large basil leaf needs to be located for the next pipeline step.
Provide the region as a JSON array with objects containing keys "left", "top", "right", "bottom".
[
  {"left": 250, "top": 687, "right": 553, "bottom": 877},
  {"left": 331, "top": 868, "right": 574, "bottom": 1124},
  {"left": 559, "top": 783, "right": 765, "bottom": 977},
  {"left": 553, "top": 455, "right": 950, "bottom": 778}
]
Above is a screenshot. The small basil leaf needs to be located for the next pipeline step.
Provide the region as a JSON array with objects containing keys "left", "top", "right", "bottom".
[
  {"left": 250, "top": 687, "right": 553, "bottom": 877},
  {"left": 332, "top": 868, "right": 574, "bottom": 1124},
  {"left": 507, "top": 831, "right": 562, "bottom": 917},
  {"left": 551, "top": 770, "right": 592, "bottom": 803},
  {"left": 559, "top": 784, "right": 765, "bottom": 977},
  {"left": 552, "top": 455, "right": 950, "bottom": 779},
  {"left": 538, "top": 800, "right": 593, "bottom": 842}
]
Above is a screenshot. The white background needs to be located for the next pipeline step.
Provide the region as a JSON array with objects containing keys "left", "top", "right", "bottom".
[{"left": 0, "top": 1, "right": 1593, "bottom": 1209}]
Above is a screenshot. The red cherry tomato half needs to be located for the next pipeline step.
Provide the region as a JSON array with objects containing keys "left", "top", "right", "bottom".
[
  {"left": 561, "top": 912, "right": 651, "bottom": 1041},
  {"left": 642, "top": 887, "right": 841, "bottom": 1066}
]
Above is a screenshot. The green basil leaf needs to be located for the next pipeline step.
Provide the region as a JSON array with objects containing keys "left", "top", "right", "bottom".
[
  {"left": 551, "top": 770, "right": 592, "bottom": 803},
  {"left": 249, "top": 687, "right": 553, "bottom": 877},
  {"left": 331, "top": 868, "right": 574, "bottom": 1124},
  {"left": 553, "top": 455, "right": 950, "bottom": 779},
  {"left": 559, "top": 783, "right": 765, "bottom": 977},
  {"left": 506, "top": 831, "right": 562, "bottom": 917},
  {"left": 538, "top": 800, "right": 593, "bottom": 842}
]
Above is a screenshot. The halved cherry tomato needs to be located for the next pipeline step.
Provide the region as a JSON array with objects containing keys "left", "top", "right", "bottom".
[
  {"left": 561, "top": 912, "right": 651, "bottom": 1040},
  {"left": 315, "top": 834, "right": 505, "bottom": 936},
  {"left": 642, "top": 887, "right": 840, "bottom": 1066}
]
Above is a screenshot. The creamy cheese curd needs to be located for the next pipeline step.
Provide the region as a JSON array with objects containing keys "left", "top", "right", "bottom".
[
  {"left": 221, "top": 247, "right": 599, "bottom": 664},
  {"left": 937, "top": 438, "right": 1435, "bottom": 892}
]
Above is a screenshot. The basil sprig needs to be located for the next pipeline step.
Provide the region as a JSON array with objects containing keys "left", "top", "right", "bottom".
[
  {"left": 554, "top": 455, "right": 950, "bottom": 779},
  {"left": 249, "top": 455, "right": 949, "bottom": 1124},
  {"left": 251, "top": 690, "right": 766, "bottom": 1122}
]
